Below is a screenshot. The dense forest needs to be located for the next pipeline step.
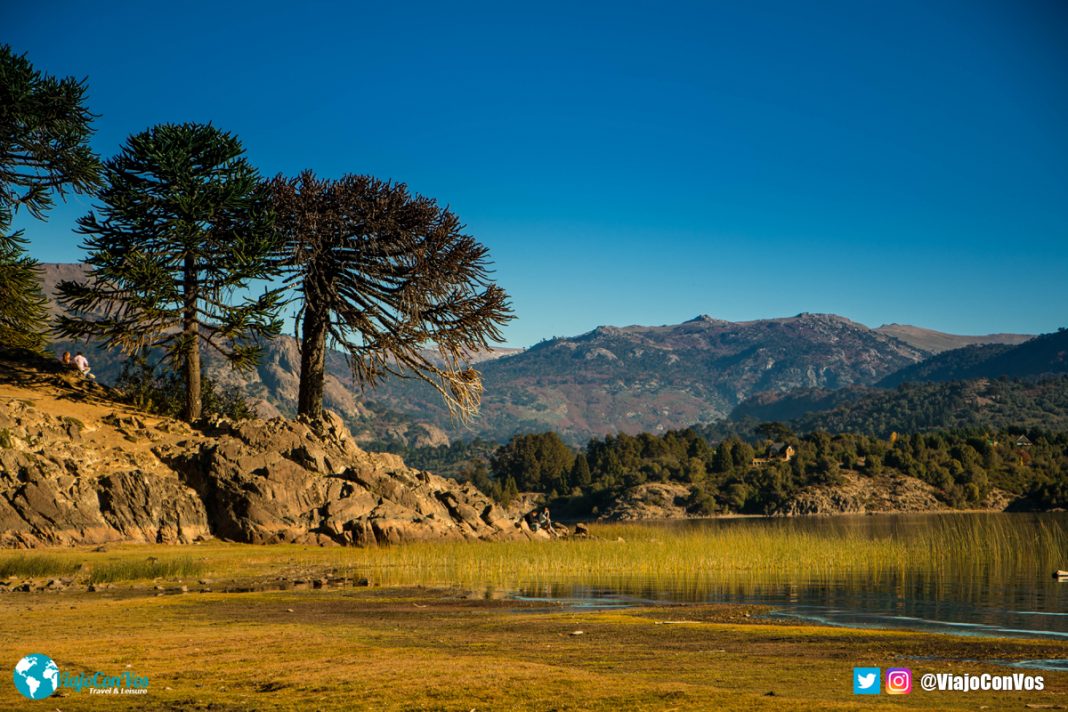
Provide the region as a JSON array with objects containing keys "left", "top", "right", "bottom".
[{"left": 395, "top": 423, "right": 1068, "bottom": 516}]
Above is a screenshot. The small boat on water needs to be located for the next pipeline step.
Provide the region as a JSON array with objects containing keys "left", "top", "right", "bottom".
[{"left": 1055, "top": 570, "right": 1068, "bottom": 579}]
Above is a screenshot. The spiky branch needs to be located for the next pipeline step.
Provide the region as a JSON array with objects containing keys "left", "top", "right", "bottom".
[{"left": 269, "top": 170, "right": 513, "bottom": 420}]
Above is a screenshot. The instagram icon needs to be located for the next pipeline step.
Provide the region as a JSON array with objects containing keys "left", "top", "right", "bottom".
[{"left": 886, "top": 668, "right": 912, "bottom": 694}]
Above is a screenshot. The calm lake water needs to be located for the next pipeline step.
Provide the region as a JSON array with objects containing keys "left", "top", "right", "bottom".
[{"left": 513, "top": 513, "right": 1068, "bottom": 645}]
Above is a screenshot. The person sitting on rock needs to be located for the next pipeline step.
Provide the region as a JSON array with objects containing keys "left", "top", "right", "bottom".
[
  {"left": 60, "top": 351, "right": 74, "bottom": 369},
  {"left": 525, "top": 509, "right": 540, "bottom": 532},
  {"left": 538, "top": 507, "right": 555, "bottom": 535},
  {"left": 72, "top": 351, "right": 94, "bottom": 380}
]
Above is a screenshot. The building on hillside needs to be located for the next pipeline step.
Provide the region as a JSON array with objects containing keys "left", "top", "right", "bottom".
[
  {"left": 1015, "top": 435, "right": 1032, "bottom": 448},
  {"left": 753, "top": 442, "right": 796, "bottom": 465},
  {"left": 768, "top": 442, "right": 796, "bottom": 462}
]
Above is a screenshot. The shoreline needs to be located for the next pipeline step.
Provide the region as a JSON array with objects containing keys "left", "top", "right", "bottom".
[{"left": 2, "top": 580, "right": 1066, "bottom": 710}]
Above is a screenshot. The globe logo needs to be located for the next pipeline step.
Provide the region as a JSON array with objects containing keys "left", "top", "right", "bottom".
[{"left": 12, "top": 654, "right": 60, "bottom": 700}]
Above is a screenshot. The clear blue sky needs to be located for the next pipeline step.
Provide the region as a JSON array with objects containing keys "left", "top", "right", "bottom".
[{"left": 5, "top": 0, "right": 1067, "bottom": 347}]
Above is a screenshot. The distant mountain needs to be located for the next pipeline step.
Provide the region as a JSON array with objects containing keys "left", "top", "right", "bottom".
[
  {"left": 784, "top": 376, "right": 1068, "bottom": 436},
  {"left": 878, "top": 329, "right": 1068, "bottom": 387},
  {"left": 727, "top": 329, "right": 1068, "bottom": 436},
  {"left": 875, "top": 323, "right": 1032, "bottom": 354},
  {"left": 361, "top": 312, "right": 929, "bottom": 443}
]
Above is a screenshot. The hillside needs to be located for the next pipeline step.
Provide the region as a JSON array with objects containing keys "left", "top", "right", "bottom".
[
  {"left": 878, "top": 329, "right": 1068, "bottom": 387},
  {"left": 874, "top": 323, "right": 1031, "bottom": 354},
  {"left": 722, "top": 376, "right": 1068, "bottom": 438},
  {"left": 364, "top": 312, "right": 930, "bottom": 443}
]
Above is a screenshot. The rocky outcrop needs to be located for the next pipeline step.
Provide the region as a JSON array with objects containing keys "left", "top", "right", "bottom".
[
  {"left": 0, "top": 400, "right": 210, "bottom": 547},
  {"left": 158, "top": 412, "right": 533, "bottom": 545},
  {"left": 0, "top": 395, "right": 536, "bottom": 548},
  {"left": 771, "top": 471, "right": 1011, "bottom": 516},
  {"left": 597, "top": 482, "right": 695, "bottom": 521}
]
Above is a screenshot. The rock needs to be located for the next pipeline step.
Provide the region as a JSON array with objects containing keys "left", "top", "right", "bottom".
[
  {"left": 597, "top": 482, "right": 695, "bottom": 521},
  {"left": 574, "top": 523, "right": 590, "bottom": 537},
  {"left": 774, "top": 472, "right": 944, "bottom": 516},
  {"left": 1, "top": 397, "right": 533, "bottom": 548}
]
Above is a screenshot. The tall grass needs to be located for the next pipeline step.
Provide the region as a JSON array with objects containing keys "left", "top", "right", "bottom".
[
  {"left": 0, "top": 555, "right": 82, "bottom": 579},
  {"left": 87, "top": 556, "right": 204, "bottom": 584},
  {"left": 318, "top": 514, "right": 1068, "bottom": 595},
  {"left": 0, "top": 514, "right": 1062, "bottom": 596}
]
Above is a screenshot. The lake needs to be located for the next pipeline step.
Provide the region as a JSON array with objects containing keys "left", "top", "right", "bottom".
[{"left": 511, "top": 513, "right": 1068, "bottom": 645}]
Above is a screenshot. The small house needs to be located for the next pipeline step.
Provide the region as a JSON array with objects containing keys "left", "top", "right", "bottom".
[{"left": 767, "top": 442, "right": 796, "bottom": 462}]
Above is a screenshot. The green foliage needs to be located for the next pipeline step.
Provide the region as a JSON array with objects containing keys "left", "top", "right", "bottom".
[
  {"left": 490, "top": 432, "right": 575, "bottom": 494},
  {"left": 0, "top": 554, "right": 82, "bottom": 579},
  {"left": 721, "top": 376, "right": 1068, "bottom": 439},
  {"left": 87, "top": 556, "right": 203, "bottom": 584},
  {"left": 0, "top": 233, "right": 49, "bottom": 350},
  {"left": 0, "top": 45, "right": 101, "bottom": 351},
  {"left": 56, "top": 122, "right": 283, "bottom": 421},
  {"left": 116, "top": 354, "right": 255, "bottom": 421},
  {"left": 449, "top": 423, "right": 1068, "bottom": 516}
]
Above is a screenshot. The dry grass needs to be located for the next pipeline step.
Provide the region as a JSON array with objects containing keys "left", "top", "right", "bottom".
[
  {"left": 1, "top": 587, "right": 1065, "bottom": 710},
  {"left": 1, "top": 517, "right": 1066, "bottom": 709}
]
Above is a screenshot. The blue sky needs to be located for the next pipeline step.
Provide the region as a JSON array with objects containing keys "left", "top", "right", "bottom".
[{"left": 5, "top": 0, "right": 1067, "bottom": 347}]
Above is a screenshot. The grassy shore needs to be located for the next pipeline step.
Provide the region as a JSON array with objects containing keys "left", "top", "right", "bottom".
[
  {"left": 2, "top": 522, "right": 1066, "bottom": 710},
  {"left": 2, "top": 516, "right": 1063, "bottom": 591}
]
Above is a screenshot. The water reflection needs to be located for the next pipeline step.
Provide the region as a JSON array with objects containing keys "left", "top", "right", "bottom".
[{"left": 513, "top": 513, "right": 1068, "bottom": 641}]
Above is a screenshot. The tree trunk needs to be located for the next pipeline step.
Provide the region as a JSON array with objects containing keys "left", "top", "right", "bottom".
[
  {"left": 182, "top": 254, "right": 201, "bottom": 422},
  {"left": 297, "top": 304, "right": 328, "bottom": 419}
]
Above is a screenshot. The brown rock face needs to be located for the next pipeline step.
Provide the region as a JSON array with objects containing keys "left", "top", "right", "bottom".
[
  {"left": 774, "top": 472, "right": 944, "bottom": 515},
  {"left": 0, "top": 398, "right": 531, "bottom": 548},
  {"left": 0, "top": 400, "right": 210, "bottom": 547},
  {"left": 597, "top": 482, "right": 696, "bottom": 521}
]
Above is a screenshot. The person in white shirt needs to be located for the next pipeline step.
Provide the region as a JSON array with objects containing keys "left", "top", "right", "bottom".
[{"left": 72, "top": 352, "right": 93, "bottom": 379}]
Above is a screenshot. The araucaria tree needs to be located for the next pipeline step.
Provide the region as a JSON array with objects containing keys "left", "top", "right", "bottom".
[
  {"left": 270, "top": 171, "right": 513, "bottom": 420},
  {"left": 0, "top": 45, "right": 100, "bottom": 350},
  {"left": 57, "top": 123, "right": 282, "bottom": 421}
]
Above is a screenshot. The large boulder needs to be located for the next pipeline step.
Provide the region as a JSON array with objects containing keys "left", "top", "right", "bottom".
[{"left": 158, "top": 413, "right": 532, "bottom": 545}]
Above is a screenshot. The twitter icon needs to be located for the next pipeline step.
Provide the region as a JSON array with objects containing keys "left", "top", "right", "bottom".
[{"left": 853, "top": 667, "right": 881, "bottom": 695}]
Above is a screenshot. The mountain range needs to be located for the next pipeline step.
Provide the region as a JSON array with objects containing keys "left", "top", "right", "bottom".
[{"left": 39, "top": 263, "right": 1051, "bottom": 445}]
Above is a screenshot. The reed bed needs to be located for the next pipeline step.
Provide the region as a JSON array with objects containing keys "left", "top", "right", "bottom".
[
  {"left": 86, "top": 555, "right": 204, "bottom": 584},
  {"left": 318, "top": 514, "right": 1068, "bottom": 593},
  {"left": 0, "top": 514, "right": 1063, "bottom": 592},
  {"left": 0, "top": 554, "right": 82, "bottom": 579}
]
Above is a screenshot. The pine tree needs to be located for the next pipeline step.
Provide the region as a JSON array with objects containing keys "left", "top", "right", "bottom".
[
  {"left": 0, "top": 45, "right": 100, "bottom": 351},
  {"left": 0, "top": 233, "right": 50, "bottom": 350},
  {"left": 570, "top": 453, "right": 592, "bottom": 489},
  {"left": 269, "top": 171, "right": 513, "bottom": 420},
  {"left": 56, "top": 123, "right": 282, "bottom": 421}
]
